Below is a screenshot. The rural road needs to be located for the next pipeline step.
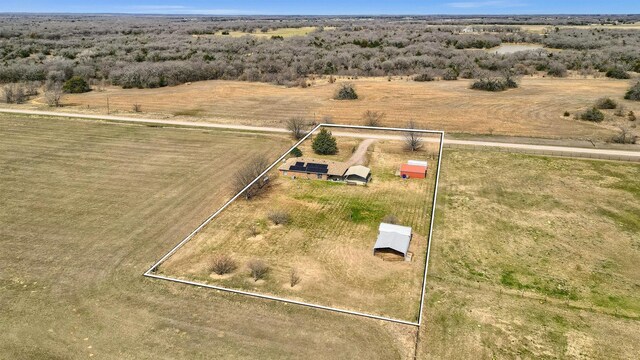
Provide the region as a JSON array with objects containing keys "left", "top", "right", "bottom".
[{"left": 2, "top": 108, "right": 640, "bottom": 162}]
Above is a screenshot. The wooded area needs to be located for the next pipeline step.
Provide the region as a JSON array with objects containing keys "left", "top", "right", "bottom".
[{"left": 1, "top": 15, "right": 639, "bottom": 89}]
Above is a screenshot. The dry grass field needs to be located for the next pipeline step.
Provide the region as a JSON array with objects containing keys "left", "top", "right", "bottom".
[
  {"left": 3, "top": 112, "right": 639, "bottom": 359},
  {"left": 159, "top": 136, "right": 440, "bottom": 322},
  {"left": 516, "top": 22, "right": 640, "bottom": 33},
  {"left": 0, "top": 114, "right": 415, "bottom": 359},
  {"left": 419, "top": 149, "right": 640, "bottom": 358},
  {"left": 47, "top": 77, "right": 640, "bottom": 140}
]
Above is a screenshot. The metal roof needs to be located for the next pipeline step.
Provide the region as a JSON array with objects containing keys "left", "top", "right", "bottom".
[
  {"left": 400, "top": 164, "right": 427, "bottom": 174},
  {"left": 374, "top": 223, "right": 412, "bottom": 256},
  {"left": 344, "top": 165, "right": 371, "bottom": 179},
  {"left": 408, "top": 160, "right": 428, "bottom": 167}
]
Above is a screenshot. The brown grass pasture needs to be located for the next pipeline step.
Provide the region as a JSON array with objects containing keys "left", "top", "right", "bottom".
[
  {"left": 0, "top": 114, "right": 414, "bottom": 359},
  {"left": 160, "top": 136, "right": 440, "bottom": 322},
  {"left": 516, "top": 22, "right": 640, "bottom": 33},
  {"left": 52, "top": 77, "right": 640, "bottom": 140},
  {"left": 420, "top": 149, "right": 640, "bottom": 358}
]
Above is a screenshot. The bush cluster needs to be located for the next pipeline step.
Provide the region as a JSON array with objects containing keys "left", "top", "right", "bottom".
[
  {"left": 470, "top": 77, "right": 518, "bottom": 92},
  {"left": 62, "top": 76, "right": 90, "bottom": 93},
  {"left": 414, "top": 73, "right": 434, "bottom": 82},
  {"left": 334, "top": 83, "right": 358, "bottom": 100},
  {"left": 268, "top": 211, "right": 290, "bottom": 225},
  {"left": 595, "top": 97, "right": 617, "bottom": 110},
  {"left": 625, "top": 82, "right": 640, "bottom": 101},
  {"left": 579, "top": 107, "right": 605, "bottom": 122},
  {"left": 605, "top": 67, "right": 630, "bottom": 79},
  {"left": 210, "top": 254, "right": 238, "bottom": 275}
]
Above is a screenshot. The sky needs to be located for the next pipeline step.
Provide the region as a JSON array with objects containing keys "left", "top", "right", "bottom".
[{"left": 1, "top": 1, "right": 638, "bottom": 15}]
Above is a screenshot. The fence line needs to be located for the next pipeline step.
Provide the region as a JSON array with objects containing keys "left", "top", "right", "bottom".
[{"left": 144, "top": 124, "right": 445, "bottom": 328}]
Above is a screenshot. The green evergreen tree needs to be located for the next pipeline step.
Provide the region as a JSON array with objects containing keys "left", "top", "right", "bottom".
[
  {"left": 290, "top": 147, "right": 303, "bottom": 157},
  {"left": 312, "top": 128, "right": 338, "bottom": 155},
  {"left": 62, "top": 76, "right": 91, "bottom": 94}
]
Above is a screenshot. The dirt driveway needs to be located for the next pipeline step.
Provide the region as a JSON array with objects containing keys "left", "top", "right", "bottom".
[{"left": 346, "top": 138, "right": 376, "bottom": 166}]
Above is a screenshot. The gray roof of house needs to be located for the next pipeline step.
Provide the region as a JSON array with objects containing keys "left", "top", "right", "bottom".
[{"left": 374, "top": 223, "right": 412, "bottom": 256}]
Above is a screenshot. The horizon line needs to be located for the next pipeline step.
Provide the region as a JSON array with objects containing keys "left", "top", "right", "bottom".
[{"left": 1, "top": 12, "right": 639, "bottom": 17}]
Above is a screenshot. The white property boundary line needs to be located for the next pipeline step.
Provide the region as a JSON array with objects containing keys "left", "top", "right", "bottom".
[{"left": 144, "top": 124, "right": 445, "bottom": 327}]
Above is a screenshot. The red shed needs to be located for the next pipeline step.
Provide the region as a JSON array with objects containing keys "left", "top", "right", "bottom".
[{"left": 400, "top": 164, "right": 427, "bottom": 179}]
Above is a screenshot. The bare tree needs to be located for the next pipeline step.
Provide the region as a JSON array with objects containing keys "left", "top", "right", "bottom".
[
  {"left": 13, "top": 86, "right": 25, "bottom": 104},
  {"left": 132, "top": 104, "right": 142, "bottom": 112},
  {"left": 2, "top": 85, "right": 14, "bottom": 103},
  {"left": 248, "top": 259, "right": 269, "bottom": 281},
  {"left": 25, "top": 81, "right": 40, "bottom": 96},
  {"left": 362, "top": 110, "right": 385, "bottom": 127},
  {"left": 44, "top": 82, "right": 63, "bottom": 107},
  {"left": 286, "top": 116, "right": 308, "bottom": 140},
  {"left": 289, "top": 268, "right": 301, "bottom": 287},
  {"left": 233, "top": 155, "right": 270, "bottom": 199},
  {"left": 209, "top": 254, "right": 237, "bottom": 275},
  {"left": 611, "top": 127, "right": 637, "bottom": 144},
  {"left": 404, "top": 120, "right": 423, "bottom": 151}
]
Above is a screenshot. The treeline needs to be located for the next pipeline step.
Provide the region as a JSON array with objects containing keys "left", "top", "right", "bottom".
[{"left": 0, "top": 15, "right": 639, "bottom": 89}]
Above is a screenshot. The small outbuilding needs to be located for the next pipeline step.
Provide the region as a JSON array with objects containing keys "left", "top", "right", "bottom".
[
  {"left": 344, "top": 165, "right": 371, "bottom": 185},
  {"left": 373, "top": 223, "right": 412, "bottom": 261},
  {"left": 400, "top": 160, "right": 428, "bottom": 179}
]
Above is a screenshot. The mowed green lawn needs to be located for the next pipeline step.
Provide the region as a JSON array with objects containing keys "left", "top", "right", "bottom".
[
  {"left": 0, "top": 115, "right": 408, "bottom": 359},
  {"left": 420, "top": 150, "right": 640, "bottom": 359}
]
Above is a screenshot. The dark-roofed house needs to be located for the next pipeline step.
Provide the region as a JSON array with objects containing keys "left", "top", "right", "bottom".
[
  {"left": 373, "top": 223, "right": 412, "bottom": 261},
  {"left": 278, "top": 157, "right": 350, "bottom": 181}
]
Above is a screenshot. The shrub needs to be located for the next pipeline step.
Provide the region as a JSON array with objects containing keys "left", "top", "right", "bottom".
[
  {"left": 382, "top": 214, "right": 399, "bottom": 224},
  {"left": 210, "top": 254, "right": 237, "bottom": 275},
  {"left": 312, "top": 128, "right": 338, "bottom": 155},
  {"left": 547, "top": 63, "right": 568, "bottom": 77},
  {"left": 62, "top": 76, "right": 90, "bottom": 93},
  {"left": 611, "top": 128, "right": 637, "bottom": 144},
  {"left": 132, "top": 104, "right": 142, "bottom": 112},
  {"left": 605, "top": 67, "right": 630, "bottom": 79},
  {"left": 289, "top": 268, "right": 301, "bottom": 287},
  {"left": 268, "top": 211, "right": 290, "bottom": 225},
  {"left": 334, "top": 83, "right": 357, "bottom": 100},
  {"left": 248, "top": 259, "right": 269, "bottom": 281},
  {"left": 629, "top": 111, "right": 636, "bottom": 121},
  {"left": 470, "top": 77, "right": 518, "bottom": 92},
  {"left": 625, "top": 82, "right": 640, "bottom": 101},
  {"left": 595, "top": 97, "right": 617, "bottom": 109},
  {"left": 563, "top": 111, "right": 571, "bottom": 117},
  {"left": 414, "top": 73, "right": 434, "bottom": 82},
  {"left": 362, "top": 110, "right": 385, "bottom": 127},
  {"left": 290, "top": 147, "right": 302, "bottom": 157},
  {"left": 2, "top": 84, "right": 26, "bottom": 104},
  {"left": 442, "top": 68, "right": 458, "bottom": 81},
  {"left": 580, "top": 107, "right": 605, "bottom": 122}
]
